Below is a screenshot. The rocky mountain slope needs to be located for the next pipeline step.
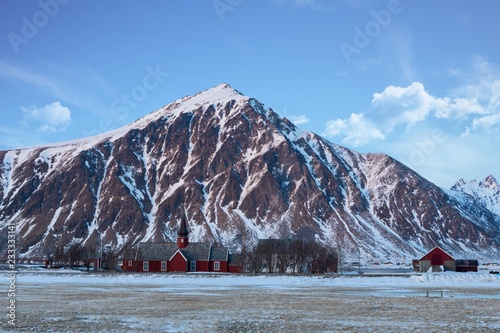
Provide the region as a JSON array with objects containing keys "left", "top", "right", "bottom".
[
  {"left": 1, "top": 84, "right": 499, "bottom": 261},
  {"left": 451, "top": 175, "right": 500, "bottom": 217}
]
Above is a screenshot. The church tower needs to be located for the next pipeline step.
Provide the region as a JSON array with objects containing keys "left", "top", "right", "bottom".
[{"left": 177, "top": 206, "right": 189, "bottom": 249}]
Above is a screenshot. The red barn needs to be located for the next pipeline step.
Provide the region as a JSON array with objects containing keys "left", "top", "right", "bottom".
[
  {"left": 416, "top": 246, "right": 456, "bottom": 272},
  {"left": 122, "top": 208, "right": 242, "bottom": 273},
  {"left": 414, "top": 246, "right": 478, "bottom": 272}
]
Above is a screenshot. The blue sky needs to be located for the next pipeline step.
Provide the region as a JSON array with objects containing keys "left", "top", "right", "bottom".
[{"left": 0, "top": 0, "right": 499, "bottom": 188}]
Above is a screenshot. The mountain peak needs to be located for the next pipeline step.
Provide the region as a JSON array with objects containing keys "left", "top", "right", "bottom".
[
  {"left": 179, "top": 83, "right": 246, "bottom": 107},
  {"left": 453, "top": 175, "right": 499, "bottom": 192},
  {"left": 452, "top": 178, "right": 466, "bottom": 188},
  {"left": 122, "top": 83, "right": 249, "bottom": 137},
  {"left": 451, "top": 174, "right": 500, "bottom": 216},
  {"left": 211, "top": 83, "right": 241, "bottom": 94},
  {"left": 481, "top": 174, "right": 499, "bottom": 190}
]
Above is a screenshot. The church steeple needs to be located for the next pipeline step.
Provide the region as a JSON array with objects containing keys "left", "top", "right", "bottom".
[{"left": 177, "top": 206, "right": 189, "bottom": 248}]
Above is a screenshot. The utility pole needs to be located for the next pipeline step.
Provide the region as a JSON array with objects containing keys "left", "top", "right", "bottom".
[
  {"left": 99, "top": 235, "right": 103, "bottom": 270},
  {"left": 358, "top": 247, "right": 361, "bottom": 274},
  {"left": 337, "top": 244, "right": 343, "bottom": 275},
  {"left": 95, "top": 234, "right": 103, "bottom": 270}
]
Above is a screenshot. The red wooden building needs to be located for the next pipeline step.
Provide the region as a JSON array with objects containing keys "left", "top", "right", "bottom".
[
  {"left": 413, "top": 246, "right": 478, "bottom": 272},
  {"left": 122, "top": 208, "right": 242, "bottom": 273}
]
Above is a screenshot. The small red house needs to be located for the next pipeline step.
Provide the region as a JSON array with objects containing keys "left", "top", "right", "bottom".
[
  {"left": 413, "top": 246, "right": 478, "bottom": 272},
  {"left": 122, "top": 208, "right": 242, "bottom": 273}
]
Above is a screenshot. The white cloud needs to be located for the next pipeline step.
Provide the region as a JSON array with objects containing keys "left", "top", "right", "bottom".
[
  {"left": 323, "top": 113, "right": 384, "bottom": 147},
  {"left": 288, "top": 114, "right": 310, "bottom": 125},
  {"left": 371, "top": 81, "right": 489, "bottom": 129},
  {"left": 293, "top": 0, "right": 316, "bottom": 5},
  {"left": 371, "top": 82, "right": 434, "bottom": 129},
  {"left": 322, "top": 56, "right": 500, "bottom": 187},
  {"left": 21, "top": 101, "right": 72, "bottom": 133},
  {"left": 472, "top": 113, "right": 500, "bottom": 133},
  {"left": 450, "top": 56, "right": 500, "bottom": 132},
  {"left": 433, "top": 96, "right": 486, "bottom": 119},
  {"left": 451, "top": 55, "right": 500, "bottom": 101},
  {"left": 351, "top": 58, "right": 383, "bottom": 71},
  {"left": 324, "top": 74, "right": 499, "bottom": 146},
  {"left": 271, "top": 0, "right": 330, "bottom": 10}
]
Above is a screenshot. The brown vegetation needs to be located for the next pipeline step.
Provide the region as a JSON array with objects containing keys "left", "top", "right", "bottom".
[{"left": 242, "top": 239, "right": 338, "bottom": 274}]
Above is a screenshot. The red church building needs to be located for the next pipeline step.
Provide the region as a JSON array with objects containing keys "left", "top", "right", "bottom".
[{"left": 122, "top": 208, "right": 242, "bottom": 273}]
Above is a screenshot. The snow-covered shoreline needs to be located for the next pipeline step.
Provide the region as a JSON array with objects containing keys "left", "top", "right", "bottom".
[{"left": 5, "top": 269, "right": 499, "bottom": 291}]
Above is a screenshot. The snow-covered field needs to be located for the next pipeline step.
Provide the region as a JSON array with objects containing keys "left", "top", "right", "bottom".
[{"left": 2, "top": 269, "right": 500, "bottom": 332}]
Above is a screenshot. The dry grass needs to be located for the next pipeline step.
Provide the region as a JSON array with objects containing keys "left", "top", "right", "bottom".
[{"left": 4, "top": 278, "right": 500, "bottom": 332}]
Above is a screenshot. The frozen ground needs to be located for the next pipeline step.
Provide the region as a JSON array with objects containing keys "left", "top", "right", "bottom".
[{"left": 1, "top": 269, "right": 499, "bottom": 332}]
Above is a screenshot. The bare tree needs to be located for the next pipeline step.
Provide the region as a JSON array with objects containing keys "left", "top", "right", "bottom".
[
  {"left": 308, "top": 242, "right": 338, "bottom": 274},
  {"left": 104, "top": 249, "right": 119, "bottom": 270},
  {"left": 256, "top": 240, "right": 276, "bottom": 273},
  {"left": 53, "top": 245, "right": 66, "bottom": 267},
  {"left": 66, "top": 244, "right": 83, "bottom": 269},
  {"left": 82, "top": 244, "right": 97, "bottom": 271},
  {"left": 240, "top": 245, "right": 263, "bottom": 273},
  {"left": 275, "top": 240, "right": 292, "bottom": 273},
  {"left": 250, "top": 239, "right": 338, "bottom": 275},
  {"left": 291, "top": 239, "right": 313, "bottom": 273}
]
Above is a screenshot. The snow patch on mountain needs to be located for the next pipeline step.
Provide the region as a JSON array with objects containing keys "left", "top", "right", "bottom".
[{"left": 451, "top": 175, "right": 500, "bottom": 216}]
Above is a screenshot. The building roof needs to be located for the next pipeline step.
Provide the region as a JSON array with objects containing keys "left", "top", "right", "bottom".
[
  {"left": 210, "top": 246, "right": 229, "bottom": 261},
  {"left": 122, "top": 247, "right": 136, "bottom": 260},
  {"left": 420, "top": 246, "right": 455, "bottom": 261},
  {"left": 129, "top": 241, "right": 231, "bottom": 262},
  {"left": 455, "top": 259, "right": 478, "bottom": 266},
  {"left": 180, "top": 242, "right": 212, "bottom": 261},
  {"left": 135, "top": 242, "right": 179, "bottom": 261}
]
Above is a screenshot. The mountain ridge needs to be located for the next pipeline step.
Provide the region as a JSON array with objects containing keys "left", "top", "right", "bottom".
[
  {"left": 1, "top": 84, "right": 499, "bottom": 261},
  {"left": 451, "top": 175, "right": 500, "bottom": 217}
]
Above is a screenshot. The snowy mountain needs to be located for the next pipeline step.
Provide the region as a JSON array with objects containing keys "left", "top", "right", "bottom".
[
  {"left": 451, "top": 175, "right": 500, "bottom": 216},
  {"left": 1, "top": 84, "right": 500, "bottom": 261}
]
